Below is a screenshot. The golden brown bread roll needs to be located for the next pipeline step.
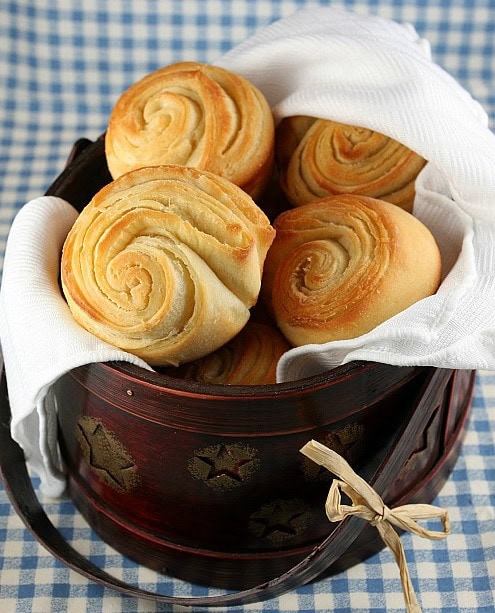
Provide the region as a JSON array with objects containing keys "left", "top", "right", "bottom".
[
  {"left": 275, "top": 115, "right": 317, "bottom": 172},
  {"left": 61, "top": 165, "right": 275, "bottom": 366},
  {"left": 263, "top": 194, "right": 441, "bottom": 347},
  {"left": 163, "top": 322, "right": 291, "bottom": 385},
  {"left": 105, "top": 62, "right": 275, "bottom": 199},
  {"left": 276, "top": 116, "right": 426, "bottom": 212}
]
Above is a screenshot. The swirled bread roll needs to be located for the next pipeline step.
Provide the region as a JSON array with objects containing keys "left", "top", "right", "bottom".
[
  {"left": 61, "top": 165, "right": 275, "bottom": 366},
  {"left": 163, "top": 322, "right": 291, "bottom": 385},
  {"left": 276, "top": 116, "right": 426, "bottom": 212},
  {"left": 263, "top": 194, "right": 441, "bottom": 347},
  {"left": 105, "top": 62, "right": 275, "bottom": 199}
]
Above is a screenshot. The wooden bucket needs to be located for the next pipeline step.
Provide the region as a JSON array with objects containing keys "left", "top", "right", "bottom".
[{"left": 39, "top": 137, "right": 475, "bottom": 591}]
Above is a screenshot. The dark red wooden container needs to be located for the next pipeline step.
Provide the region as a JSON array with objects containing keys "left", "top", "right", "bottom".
[{"left": 47, "top": 137, "right": 474, "bottom": 590}]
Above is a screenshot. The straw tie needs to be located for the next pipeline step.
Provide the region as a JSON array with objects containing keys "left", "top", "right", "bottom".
[{"left": 300, "top": 440, "right": 451, "bottom": 613}]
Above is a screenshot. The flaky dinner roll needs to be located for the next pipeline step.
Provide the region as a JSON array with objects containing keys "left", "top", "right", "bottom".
[
  {"left": 105, "top": 62, "right": 275, "bottom": 199},
  {"left": 263, "top": 194, "right": 441, "bottom": 347},
  {"left": 61, "top": 165, "right": 275, "bottom": 366},
  {"left": 163, "top": 322, "right": 291, "bottom": 385},
  {"left": 276, "top": 116, "right": 426, "bottom": 212}
]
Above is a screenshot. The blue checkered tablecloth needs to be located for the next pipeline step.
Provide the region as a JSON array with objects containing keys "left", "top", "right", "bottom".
[{"left": 1, "top": 1, "right": 494, "bottom": 611}]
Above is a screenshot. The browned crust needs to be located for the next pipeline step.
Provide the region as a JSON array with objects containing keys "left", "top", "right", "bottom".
[
  {"left": 164, "top": 321, "right": 291, "bottom": 385},
  {"left": 105, "top": 62, "right": 275, "bottom": 200},
  {"left": 276, "top": 116, "right": 426, "bottom": 212},
  {"left": 263, "top": 194, "right": 441, "bottom": 346},
  {"left": 61, "top": 165, "right": 276, "bottom": 366}
]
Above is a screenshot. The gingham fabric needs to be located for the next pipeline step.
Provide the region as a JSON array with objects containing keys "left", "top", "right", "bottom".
[{"left": 0, "top": 1, "right": 494, "bottom": 612}]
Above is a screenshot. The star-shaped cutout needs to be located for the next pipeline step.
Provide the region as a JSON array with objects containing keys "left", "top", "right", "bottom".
[
  {"left": 77, "top": 417, "right": 137, "bottom": 491},
  {"left": 249, "top": 499, "right": 311, "bottom": 542},
  {"left": 189, "top": 443, "right": 259, "bottom": 490},
  {"left": 302, "top": 423, "right": 364, "bottom": 481}
]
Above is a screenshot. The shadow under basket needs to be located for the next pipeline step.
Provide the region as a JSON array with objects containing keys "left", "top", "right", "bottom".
[{"left": 37, "top": 137, "right": 475, "bottom": 593}]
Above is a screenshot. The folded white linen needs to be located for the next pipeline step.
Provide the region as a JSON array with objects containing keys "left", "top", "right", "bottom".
[
  {"left": 215, "top": 7, "right": 495, "bottom": 382},
  {"left": 0, "top": 197, "right": 151, "bottom": 496},
  {"left": 2, "top": 8, "right": 495, "bottom": 495}
]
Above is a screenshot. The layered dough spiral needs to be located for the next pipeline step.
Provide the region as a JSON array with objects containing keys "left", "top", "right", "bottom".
[
  {"left": 276, "top": 116, "right": 426, "bottom": 212},
  {"left": 105, "top": 62, "right": 275, "bottom": 199},
  {"left": 263, "top": 194, "right": 441, "bottom": 347},
  {"left": 164, "top": 322, "right": 290, "bottom": 385},
  {"left": 61, "top": 165, "right": 275, "bottom": 366}
]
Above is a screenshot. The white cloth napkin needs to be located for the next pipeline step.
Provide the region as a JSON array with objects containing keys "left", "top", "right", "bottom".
[
  {"left": 2, "top": 8, "right": 495, "bottom": 495},
  {"left": 0, "top": 197, "right": 151, "bottom": 496},
  {"left": 216, "top": 7, "right": 495, "bottom": 382}
]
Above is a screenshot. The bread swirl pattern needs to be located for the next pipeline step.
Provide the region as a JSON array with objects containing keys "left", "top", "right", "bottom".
[
  {"left": 263, "top": 194, "right": 441, "bottom": 347},
  {"left": 105, "top": 62, "right": 275, "bottom": 199},
  {"left": 61, "top": 165, "right": 275, "bottom": 366},
  {"left": 164, "top": 322, "right": 290, "bottom": 385},
  {"left": 277, "top": 117, "right": 426, "bottom": 211}
]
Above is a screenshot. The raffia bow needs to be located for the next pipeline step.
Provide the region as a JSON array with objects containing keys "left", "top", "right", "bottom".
[{"left": 300, "top": 440, "right": 451, "bottom": 613}]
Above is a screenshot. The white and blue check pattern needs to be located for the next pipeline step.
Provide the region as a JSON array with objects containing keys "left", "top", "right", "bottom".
[{"left": 1, "top": 1, "right": 494, "bottom": 611}]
